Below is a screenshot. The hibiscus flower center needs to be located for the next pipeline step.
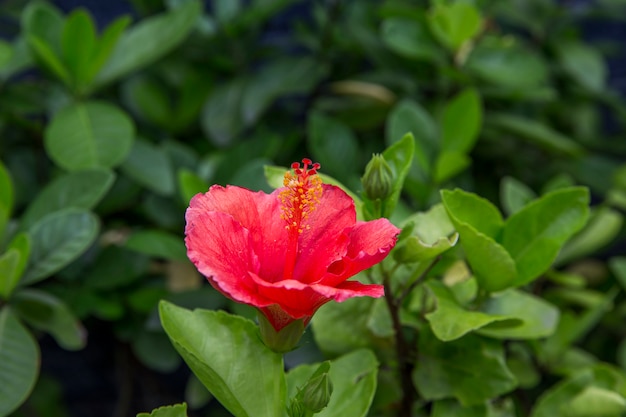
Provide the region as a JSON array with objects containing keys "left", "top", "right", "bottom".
[{"left": 279, "top": 158, "right": 323, "bottom": 280}]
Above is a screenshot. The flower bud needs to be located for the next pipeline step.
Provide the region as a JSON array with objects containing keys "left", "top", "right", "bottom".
[
  {"left": 361, "top": 154, "right": 394, "bottom": 201},
  {"left": 300, "top": 372, "right": 333, "bottom": 413}
]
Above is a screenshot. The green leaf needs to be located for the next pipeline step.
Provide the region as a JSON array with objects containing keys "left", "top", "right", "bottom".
[
  {"left": 434, "top": 151, "right": 471, "bottom": 183},
  {"left": 125, "top": 230, "right": 187, "bottom": 262},
  {"left": 425, "top": 280, "right": 520, "bottom": 341},
  {"left": 477, "top": 289, "right": 559, "bottom": 339},
  {"left": 20, "top": 169, "right": 115, "bottom": 229},
  {"left": 159, "top": 301, "right": 286, "bottom": 417},
  {"left": 0, "top": 250, "right": 20, "bottom": 300},
  {"left": 385, "top": 99, "right": 437, "bottom": 177},
  {"left": 379, "top": 132, "right": 415, "bottom": 218},
  {"left": 413, "top": 328, "right": 517, "bottom": 406},
  {"left": 393, "top": 204, "right": 457, "bottom": 263},
  {"left": 21, "top": 2, "right": 64, "bottom": 50},
  {"left": 530, "top": 372, "right": 591, "bottom": 417},
  {"left": 61, "top": 9, "right": 97, "bottom": 89},
  {"left": 94, "top": 0, "right": 201, "bottom": 88},
  {"left": 0, "top": 41, "right": 11, "bottom": 69},
  {"left": 177, "top": 169, "right": 208, "bottom": 204},
  {"left": 22, "top": 209, "right": 99, "bottom": 285},
  {"left": 7, "top": 234, "right": 31, "bottom": 286},
  {"left": 0, "top": 307, "right": 39, "bottom": 417},
  {"left": 137, "top": 403, "right": 188, "bottom": 417},
  {"left": 201, "top": 78, "right": 246, "bottom": 147},
  {"left": 502, "top": 187, "right": 590, "bottom": 286},
  {"left": 12, "top": 288, "right": 86, "bottom": 350},
  {"left": 308, "top": 113, "right": 360, "bottom": 181},
  {"left": 441, "top": 89, "right": 482, "bottom": 154},
  {"left": 83, "top": 246, "right": 148, "bottom": 290},
  {"left": 380, "top": 17, "right": 443, "bottom": 62},
  {"left": 564, "top": 386, "right": 626, "bottom": 416},
  {"left": 429, "top": 2, "right": 482, "bottom": 51},
  {"left": 609, "top": 257, "right": 626, "bottom": 291},
  {"left": 87, "top": 15, "right": 131, "bottom": 87},
  {"left": 120, "top": 139, "right": 175, "bottom": 196},
  {"left": 500, "top": 176, "right": 536, "bottom": 216},
  {"left": 431, "top": 399, "right": 489, "bottom": 417},
  {"left": 286, "top": 350, "right": 378, "bottom": 417},
  {"left": 557, "top": 42, "right": 606, "bottom": 93},
  {"left": 312, "top": 297, "right": 376, "bottom": 357},
  {"left": 27, "top": 35, "right": 71, "bottom": 84},
  {"left": 44, "top": 101, "right": 135, "bottom": 171},
  {"left": 556, "top": 207, "right": 622, "bottom": 264},
  {"left": 486, "top": 113, "right": 585, "bottom": 157},
  {"left": 0, "top": 161, "right": 13, "bottom": 237},
  {"left": 466, "top": 36, "right": 549, "bottom": 90},
  {"left": 441, "top": 189, "right": 517, "bottom": 292}
]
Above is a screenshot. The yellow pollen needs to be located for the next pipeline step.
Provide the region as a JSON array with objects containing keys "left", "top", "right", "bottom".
[{"left": 278, "top": 159, "right": 323, "bottom": 234}]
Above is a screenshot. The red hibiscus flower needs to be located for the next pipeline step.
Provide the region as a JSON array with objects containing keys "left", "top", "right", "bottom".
[{"left": 185, "top": 159, "right": 399, "bottom": 343}]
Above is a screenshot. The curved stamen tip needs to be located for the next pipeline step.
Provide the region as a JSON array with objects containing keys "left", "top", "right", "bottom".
[{"left": 279, "top": 159, "right": 323, "bottom": 233}]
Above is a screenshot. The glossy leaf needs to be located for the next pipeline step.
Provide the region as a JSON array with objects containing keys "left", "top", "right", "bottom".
[
  {"left": 27, "top": 34, "right": 70, "bottom": 83},
  {"left": 429, "top": 2, "right": 482, "bottom": 51},
  {"left": 87, "top": 15, "right": 131, "bottom": 87},
  {"left": 159, "top": 301, "right": 286, "bottom": 417},
  {"left": 61, "top": 9, "right": 97, "bottom": 88},
  {"left": 413, "top": 328, "right": 517, "bottom": 406},
  {"left": 137, "top": 403, "right": 188, "bottom": 417},
  {"left": 0, "top": 250, "right": 20, "bottom": 300},
  {"left": 286, "top": 349, "right": 378, "bottom": 417},
  {"left": 95, "top": 1, "right": 201, "bottom": 88},
  {"left": 44, "top": 101, "right": 135, "bottom": 171},
  {"left": 0, "top": 307, "right": 39, "bottom": 417},
  {"left": 12, "top": 289, "right": 86, "bottom": 350},
  {"left": 125, "top": 230, "right": 187, "bottom": 262},
  {"left": 441, "top": 89, "right": 482, "bottom": 154},
  {"left": 20, "top": 169, "right": 115, "bottom": 229},
  {"left": 425, "top": 280, "right": 520, "bottom": 341},
  {"left": 0, "top": 161, "right": 13, "bottom": 238},
  {"left": 441, "top": 189, "right": 517, "bottom": 292},
  {"left": 502, "top": 187, "right": 590, "bottom": 286},
  {"left": 120, "top": 139, "right": 175, "bottom": 196},
  {"left": 22, "top": 209, "right": 99, "bottom": 285},
  {"left": 478, "top": 289, "right": 559, "bottom": 339}
]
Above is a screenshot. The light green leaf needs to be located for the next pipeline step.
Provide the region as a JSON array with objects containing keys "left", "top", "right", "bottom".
[
  {"left": 137, "top": 403, "right": 188, "bottom": 417},
  {"left": 61, "top": 9, "right": 97, "bottom": 88},
  {"left": 286, "top": 350, "right": 378, "bottom": 417},
  {"left": 0, "top": 307, "right": 39, "bottom": 417},
  {"left": 487, "top": 113, "right": 584, "bottom": 157},
  {"left": 44, "top": 101, "right": 135, "bottom": 171},
  {"left": 478, "top": 289, "right": 559, "bottom": 339},
  {"left": 413, "top": 328, "right": 517, "bottom": 406},
  {"left": 87, "top": 15, "right": 131, "bottom": 86},
  {"left": 120, "top": 139, "right": 175, "bottom": 196},
  {"left": 95, "top": 0, "right": 201, "bottom": 88},
  {"left": 441, "top": 89, "right": 482, "bottom": 154},
  {"left": 500, "top": 176, "right": 536, "bottom": 216},
  {"left": 434, "top": 151, "right": 471, "bottom": 183},
  {"left": 125, "top": 230, "right": 187, "bottom": 262},
  {"left": 20, "top": 169, "right": 115, "bottom": 229},
  {"left": 22, "top": 209, "right": 99, "bottom": 285},
  {"left": 429, "top": 2, "right": 482, "bottom": 51},
  {"left": 425, "top": 280, "right": 520, "bottom": 341},
  {"left": 0, "top": 161, "right": 13, "bottom": 237},
  {"left": 6, "top": 234, "right": 30, "bottom": 287},
  {"left": 564, "top": 386, "right": 626, "bottom": 416},
  {"left": 12, "top": 289, "right": 86, "bottom": 350},
  {"left": 530, "top": 372, "right": 592, "bottom": 417},
  {"left": 502, "top": 187, "right": 590, "bottom": 286},
  {"left": 378, "top": 132, "right": 415, "bottom": 218},
  {"left": 27, "top": 35, "right": 70, "bottom": 84},
  {"left": 159, "top": 301, "right": 285, "bottom": 417},
  {"left": 441, "top": 189, "right": 517, "bottom": 292},
  {"left": 556, "top": 207, "right": 622, "bottom": 264}
]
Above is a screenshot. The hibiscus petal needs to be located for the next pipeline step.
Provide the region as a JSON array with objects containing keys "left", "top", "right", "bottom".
[
  {"left": 321, "top": 218, "right": 400, "bottom": 287},
  {"left": 187, "top": 185, "right": 288, "bottom": 282},
  {"left": 185, "top": 210, "right": 273, "bottom": 307},
  {"left": 292, "top": 185, "right": 356, "bottom": 283}
]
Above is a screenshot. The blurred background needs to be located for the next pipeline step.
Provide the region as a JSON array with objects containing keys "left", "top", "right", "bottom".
[{"left": 2, "top": 0, "right": 626, "bottom": 416}]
